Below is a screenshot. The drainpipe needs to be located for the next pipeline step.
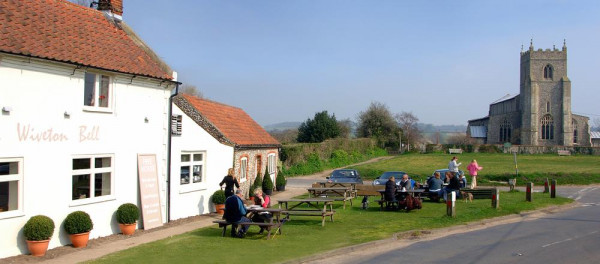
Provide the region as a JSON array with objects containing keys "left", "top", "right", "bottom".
[{"left": 166, "top": 82, "right": 180, "bottom": 222}]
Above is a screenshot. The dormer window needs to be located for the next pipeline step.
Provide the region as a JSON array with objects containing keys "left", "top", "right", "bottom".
[
  {"left": 543, "top": 64, "right": 553, "bottom": 79},
  {"left": 84, "top": 72, "right": 112, "bottom": 110}
]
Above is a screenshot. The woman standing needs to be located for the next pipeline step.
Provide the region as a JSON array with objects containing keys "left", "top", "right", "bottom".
[
  {"left": 219, "top": 168, "right": 239, "bottom": 198},
  {"left": 466, "top": 159, "right": 483, "bottom": 189}
]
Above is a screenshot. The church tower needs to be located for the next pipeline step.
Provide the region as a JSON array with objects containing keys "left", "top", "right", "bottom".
[{"left": 519, "top": 40, "right": 572, "bottom": 146}]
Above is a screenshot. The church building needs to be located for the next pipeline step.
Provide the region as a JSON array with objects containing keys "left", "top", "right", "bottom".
[{"left": 468, "top": 41, "right": 591, "bottom": 146}]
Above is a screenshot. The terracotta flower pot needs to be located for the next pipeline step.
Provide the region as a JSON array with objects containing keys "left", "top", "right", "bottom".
[
  {"left": 215, "top": 204, "right": 225, "bottom": 215},
  {"left": 69, "top": 232, "right": 90, "bottom": 248},
  {"left": 119, "top": 223, "right": 136, "bottom": 235},
  {"left": 26, "top": 240, "right": 50, "bottom": 257}
]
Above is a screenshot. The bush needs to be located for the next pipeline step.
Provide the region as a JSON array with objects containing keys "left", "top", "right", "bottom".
[
  {"left": 276, "top": 168, "right": 287, "bottom": 187},
  {"left": 64, "top": 211, "right": 93, "bottom": 235},
  {"left": 116, "top": 203, "right": 140, "bottom": 224},
  {"left": 23, "top": 215, "right": 55, "bottom": 241},
  {"left": 211, "top": 190, "right": 226, "bottom": 204},
  {"left": 262, "top": 167, "right": 274, "bottom": 191}
]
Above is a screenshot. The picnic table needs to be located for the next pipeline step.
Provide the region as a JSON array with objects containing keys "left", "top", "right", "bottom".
[
  {"left": 212, "top": 207, "right": 284, "bottom": 239},
  {"left": 307, "top": 187, "right": 354, "bottom": 209},
  {"left": 277, "top": 198, "right": 335, "bottom": 227},
  {"left": 377, "top": 189, "right": 425, "bottom": 200}
]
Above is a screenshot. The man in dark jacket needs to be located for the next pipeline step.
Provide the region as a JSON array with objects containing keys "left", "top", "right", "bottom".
[
  {"left": 224, "top": 189, "right": 251, "bottom": 238},
  {"left": 384, "top": 176, "right": 397, "bottom": 202}
]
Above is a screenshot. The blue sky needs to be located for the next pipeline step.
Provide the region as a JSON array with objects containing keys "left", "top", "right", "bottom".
[{"left": 124, "top": 0, "right": 600, "bottom": 126}]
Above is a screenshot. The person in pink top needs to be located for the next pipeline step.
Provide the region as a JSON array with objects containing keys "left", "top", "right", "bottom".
[
  {"left": 252, "top": 189, "right": 271, "bottom": 234},
  {"left": 466, "top": 159, "right": 483, "bottom": 188}
]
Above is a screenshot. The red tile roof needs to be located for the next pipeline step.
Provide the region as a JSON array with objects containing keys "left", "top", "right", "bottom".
[
  {"left": 178, "top": 94, "right": 280, "bottom": 147},
  {"left": 0, "top": 0, "right": 172, "bottom": 80}
]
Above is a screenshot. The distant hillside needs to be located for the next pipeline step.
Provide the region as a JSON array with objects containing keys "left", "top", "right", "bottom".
[
  {"left": 264, "top": 122, "right": 302, "bottom": 132},
  {"left": 418, "top": 123, "right": 467, "bottom": 133}
]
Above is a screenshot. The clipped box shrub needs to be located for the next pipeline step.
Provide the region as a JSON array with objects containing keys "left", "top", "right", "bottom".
[
  {"left": 116, "top": 203, "right": 140, "bottom": 225},
  {"left": 64, "top": 211, "right": 93, "bottom": 235},
  {"left": 24, "top": 215, "right": 55, "bottom": 241}
]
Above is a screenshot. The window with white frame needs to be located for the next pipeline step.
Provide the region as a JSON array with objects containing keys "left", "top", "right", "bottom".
[
  {"left": 0, "top": 158, "right": 23, "bottom": 216},
  {"left": 180, "top": 152, "right": 205, "bottom": 185},
  {"left": 240, "top": 157, "right": 248, "bottom": 181},
  {"left": 84, "top": 72, "right": 112, "bottom": 109},
  {"left": 268, "top": 153, "right": 276, "bottom": 175},
  {"left": 72, "top": 155, "right": 113, "bottom": 201}
]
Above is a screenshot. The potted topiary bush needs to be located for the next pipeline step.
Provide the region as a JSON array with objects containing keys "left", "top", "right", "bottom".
[
  {"left": 23, "top": 215, "right": 55, "bottom": 257},
  {"left": 276, "top": 168, "right": 287, "bottom": 192},
  {"left": 63, "top": 211, "right": 93, "bottom": 248},
  {"left": 116, "top": 203, "right": 139, "bottom": 235},
  {"left": 211, "top": 189, "right": 226, "bottom": 215},
  {"left": 262, "top": 167, "right": 274, "bottom": 195}
]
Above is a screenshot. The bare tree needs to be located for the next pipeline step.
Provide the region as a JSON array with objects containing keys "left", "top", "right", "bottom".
[
  {"left": 446, "top": 133, "right": 475, "bottom": 145},
  {"left": 269, "top": 129, "right": 298, "bottom": 144},
  {"left": 180, "top": 84, "right": 204, "bottom": 98},
  {"left": 337, "top": 119, "right": 353, "bottom": 139},
  {"left": 395, "top": 111, "right": 421, "bottom": 151}
]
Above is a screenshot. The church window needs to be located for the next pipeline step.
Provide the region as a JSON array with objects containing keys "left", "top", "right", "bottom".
[
  {"left": 541, "top": 115, "right": 554, "bottom": 140},
  {"left": 499, "top": 119, "right": 512, "bottom": 142},
  {"left": 543, "top": 64, "right": 553, "bottom": 79},
  {"left": 573, "top": 120, "right": 578, "bottom": 143}
]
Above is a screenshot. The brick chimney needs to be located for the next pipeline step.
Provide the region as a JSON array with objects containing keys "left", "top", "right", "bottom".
[{"left": 97, "top": 0, "right": 123, "bottom": 16}]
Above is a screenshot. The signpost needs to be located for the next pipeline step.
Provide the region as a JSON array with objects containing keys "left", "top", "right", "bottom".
[{"left": 137, "top": 154, "right": 163, "bottom": 230}]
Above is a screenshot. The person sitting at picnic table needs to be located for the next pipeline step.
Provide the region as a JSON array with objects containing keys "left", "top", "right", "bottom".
[
  {"left": 251, "top": 189, "right": 272, "bottom": 234},
  {"left": 458, "top": 171, "right": 468, "bottom": 188},
  {"left": 384, "top": 176, "right": 397, "bottom": 208},
  {"left": 397, "top": 174, "right": 413, "bottom": 201},
  {"left": 219, "top": 168, "right": 239, "bottom": 198},
  {"left": 427, "top": 172, "right": 444, "bottom": 201},
  {"left": 443, "top": 171, "right": 461, "bottom": 201},
  {"left": 224, "top": 189, "right": 251, "bottom": 238}
]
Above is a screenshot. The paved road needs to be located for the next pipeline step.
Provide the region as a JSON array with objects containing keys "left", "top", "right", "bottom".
[{"left": 308, "top": 186, "right": 600, "bottom": 264}]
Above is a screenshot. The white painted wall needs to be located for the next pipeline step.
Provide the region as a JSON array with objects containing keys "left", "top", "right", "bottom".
[
  {"left": 0, "top": 55, "right": 173, "bottom": 258},
  {"left": 169, "top": 105, "right": 234, "bottom": 220}
]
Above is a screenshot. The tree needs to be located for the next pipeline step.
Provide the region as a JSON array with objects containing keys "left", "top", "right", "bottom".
[
  {"left": 269, "top": 129, "right": 298, "bottom": 144},
  {"left": 395, "top": 111, "right": 421, "bottom": 152},
  {"left": 180, "top": 84, "right": 203, "bottom": 98},
  {"left": 337, "top": 119, "right": 353, "bottom": 139},
  {"left": 297, "top": 111, "right": 340, "bottom": 143},
  {"left": 357, "top": 101, "right": 398, "bottom": 147}
]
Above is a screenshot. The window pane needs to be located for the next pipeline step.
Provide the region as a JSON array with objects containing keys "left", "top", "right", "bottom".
[
  {"left": 84, "top": 73, "right": 96, "bottom": 106},
  {"left": 95, "top": 157, "right": 111, "bottom": 168},
  {"left": 0, "top": 162, "right": 18, "bottom": 175},
  {"left": 193, "top": 154, "right": 203, "bottom": 161},
  {"left": 99, "top": 75, "right": 110, "bottom": 108},
  {"left": 73, "top": 174, "right": 90, "bottom": 200},
  {"left": 0, "top": 181, "right": 18, "bottom": 212},
  {"left": 180, "top": 166, "right": 190, "bottom": 184},
  {"left": 193, "top": 165, "right": 202, "bottom": 183},
  {"left": 95, "top": 173, "right": 111, "bottom": 197},
  {"left": 73, "top": 158, "right": 91, "bottom": 170},
  {"left": 181, "top": 154, "right": 190, "bottom": 162}
]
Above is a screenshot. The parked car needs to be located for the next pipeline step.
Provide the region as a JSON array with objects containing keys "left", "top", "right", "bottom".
[
  {"left": 372, "top": 171, "right": 407, "bottom": 186},
  {"left": 327, "top": 169, "right": 363, "bottom": 184}
]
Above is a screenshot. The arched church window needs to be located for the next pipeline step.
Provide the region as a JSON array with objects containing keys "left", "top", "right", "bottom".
[
  {"left": 573, "top": 120, "right": 578, "bottom": 143},
  {"left": 499, "top": 119, "right": 512, "bottom": 142},
  {"left": 541, "top": 115, "right": 554, "bottom": 140},
  {"left": 543, "top": 64, "right": 553, "bottom": 79}
]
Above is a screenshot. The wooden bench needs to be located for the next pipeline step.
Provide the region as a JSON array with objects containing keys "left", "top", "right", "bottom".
[
  {"left": 212, "top": 220, "right": 282, "bottom": 239},
  {"left": 281, "top": 210, "right": 335, "bottom": 226},
  {"left": 557, "top": 150, "right": 571, "bottom": 156},
  {"left": 449, "top": 148, "right": 463, "bottom": 154},
  {"left": 460, "top": 188, "right": 496, "bottom": 199}
]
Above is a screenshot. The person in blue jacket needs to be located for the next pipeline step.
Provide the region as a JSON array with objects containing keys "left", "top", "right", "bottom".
[{"left": 224, "top": 189, "right": 251, "bottom": 238}]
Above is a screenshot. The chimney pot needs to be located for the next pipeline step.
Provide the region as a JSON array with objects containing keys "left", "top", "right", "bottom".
[{"left": 97, "top": 0, "right": 123, "bottom": 16}]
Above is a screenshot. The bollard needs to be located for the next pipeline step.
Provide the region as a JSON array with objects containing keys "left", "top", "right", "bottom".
[
  {"left": 492, "top": 188, "right": 499, "bottom": 209},
  {"left": 526, "top": 182, "right": 533, "bottom": 202},
  {"left": 446, "top": 191, "right": 456, "bottom": 217},
  {"left": 551, "top": 179, "right": 557, "bottom": 198},
  {"left": 544, "top": 178, "right": 549, "bottom": 193}
]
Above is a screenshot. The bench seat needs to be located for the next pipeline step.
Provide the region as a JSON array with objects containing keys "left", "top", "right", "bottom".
[
  {"left": 212, "top": 220, "right": 281, "bottom": 239},
  {"left": 460, "top": 188, "right": 495, "bottom": 199},
  {"left": 281, "top": 210, "right": 334, "bottom": 226}
]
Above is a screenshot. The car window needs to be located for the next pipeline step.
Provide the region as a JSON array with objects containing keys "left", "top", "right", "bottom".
[{"left": 332, "top": 170, "right": 356, "bottom": 178}]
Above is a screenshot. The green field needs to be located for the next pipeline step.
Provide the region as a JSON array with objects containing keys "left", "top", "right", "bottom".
[
  {"left": 350, "top": 153, "right": 600, "bottom": 185},
  {"left": 89, "top": 192, "right": 570, "bottom": 264}
]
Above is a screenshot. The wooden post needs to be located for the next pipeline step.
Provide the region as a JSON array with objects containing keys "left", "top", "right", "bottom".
[
  {"left": 446, "top": 191, "right": 456, "bottom": 217},
  {"left": 492, "top": 188, "right": 499, "bottom": 209},
  {"left": 551, "top": 179, "right": 557, "bottom": 198},
  {"left": 526, "top": 182, "right": 533, "bottom": 202},
  {"left": 544, "top": 178, "right": 549, "bottom": 193}
]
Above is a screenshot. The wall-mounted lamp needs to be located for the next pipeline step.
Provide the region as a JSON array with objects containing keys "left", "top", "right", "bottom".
[
  {"left": 2, "top": 106, "right": 13, "bottom": 113},
  {"left": 64, "top": 111, "right": 71, "bottom": 118},
  {"left": 144, "top": 117, "right": 149, "bottom": 123}
]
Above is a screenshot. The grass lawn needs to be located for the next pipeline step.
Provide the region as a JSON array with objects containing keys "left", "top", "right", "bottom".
[
  {"left": 88, "top": 192, "right": 570, "bottom": 264},
  {"left": 351, "top": 153, "right": 600, "bottom": 185}
]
